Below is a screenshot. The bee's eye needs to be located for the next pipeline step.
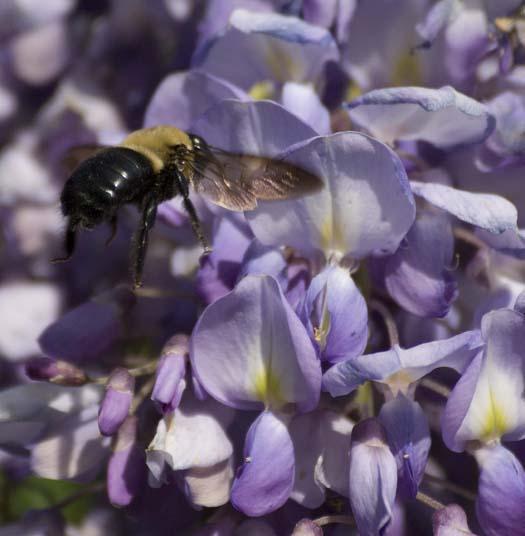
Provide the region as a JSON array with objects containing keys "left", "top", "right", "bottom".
[{"left": 189, "top": 134, "right": 207, "bottom": 152}]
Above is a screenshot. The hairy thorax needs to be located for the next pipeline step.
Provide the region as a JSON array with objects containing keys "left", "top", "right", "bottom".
[{"left": 120, "top": 125, "right": 192, "bottom": 173}]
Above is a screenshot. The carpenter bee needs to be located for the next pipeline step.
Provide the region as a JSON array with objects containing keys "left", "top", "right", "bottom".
[{"left": 55, "top": 125, "right": 322, "bottom": 287}]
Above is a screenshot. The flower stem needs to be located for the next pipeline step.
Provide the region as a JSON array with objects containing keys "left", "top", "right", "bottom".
[
  {"left": 416, "top": 491, "right": 445, "bottom": 510},
  {"left": 313, "top": 514, "right": 355, "bottom": 527},
  {"left": 92, "top": 361, "right": 158, "bottom": 385},
  {"left": 369, "top": 299, "right": 399, "bottom": 347},
  {"left": 424, "top": 473, "right": 477, "bottom": 501},
  {"left": 419, "top": 378, "right": 451, "bottom": 397},
  {"left": 130, "top": 376, "right": 157, "bottom": 414}
]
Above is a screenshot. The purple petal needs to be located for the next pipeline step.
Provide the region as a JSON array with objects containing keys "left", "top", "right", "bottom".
[
  {"left": 323, "top": 330, "right": 483, "bottom": 397},
  {"left": 285, "top": 259, "right": 311, "bottom": 311},
  {"left": 380, "top": 212, "right": 458, "bottom": 318},
  {"left": 299, "top": 264, "right": 368, "bottom": 363},
  {"left": 438, "top": 2, "right": 493, "bottom": 90},
  {"left": 476, "top": 228, "right": 525, "bottom": 260},
  {"left": 476, "top": 446, "right": 525, "bottom": 536},
  {"left": 0, "top": 281, "right": 61, "bottom": 361},
  {"left": 31, "top": 405, "right": 110, "bottom": 481},
  {"left": 291, "top": 518, "right": 323, "bottom": 536},
  {"left": 441, "top": 350, "right": 484, "bottom": 452},
  {"left": 107, "top": 416, "right": 146, "bottom": 506},
  {"left": 147, "top": 395, "right": 233, "bottom": 476},
  {"left": 0, "top": 139, "right": 57, "bottom": 205},
  {"left": 302, "top": 0, "right": 356, "bottom": 44},
  {"left": 151, "top": 335, "right": 188, "bottom": 414},
  {"left": 183, "top": 458, "right": 234, "bottom": 508},
  {"left": 197, "top": 215, "right": 253, "bottom": 304},
  {"left": 197, "top": 0, "right": 275, "bottom": 48},
  {"left": 346, "top": 86, "right": 495, "bottom": 149},
  {"left": 190, "top": 98, "right": 316, "bottom": 156},
  {"left": 475, "top": 91, "right": 525, "bottom": 171},
  {"left": 0, "top": 383, "right": 102, "bottom": 425},
  {"left": 98, "top": 368, "right": 134, "bottom": 437},
  {"left": 144, "top": 70, "right": 248, "bottom": 130},
  {"left": 10, "top": 20, "right": 69, "bottom": 85},
  {"left": 191, "top": 275, "right": 321, "bottom": 412},
  {"left": 290, "top": 409, "right": 353, "bottom": 507},
  {"left": 0, "top": 1, "right": 76, "bottom": 34},
  {"left": 247, "top": 132, "right": 415, "bottom": 260},
  {"left": 515, "top": 292, "right": 525, "bottom": 315},
  {"left": 281, "top": 82, "right": 330, "bottom": 134},
  {"left": 231, "top": 411, "right": 294, "bottom": 516},
  {"left": 25, "top": 357, "right": 87, "bottom": 386},
  {"left": 39, "top": 287, "right": 134, "bottom": 363},
  {"left": 342, "top": 1, "right": 426, "bottom": 90},
  {"left": 238, "top": 239, "right": 287, "bottom": 286},
  {"left": 432, "top": 504, "right": 477, "bottom": 535},
  {"left": 302, "top": 0, "right": 338, "bottom": 28},
  {"left": 410, "top": 181, "right": 518, "bottom": 234},
  {"left": 349, "top": 419, "right": 397, "bottom": 536},
  {"left": 415, "top": 0, "right": 456, "bottom": 46},
  {"left": 193, "top": 9, "right": 338, "bottom": 90},
  {"left": 443, "top": 309, "right": 525, "bottom": 451},
  {"left": 379, "top": 395, "right": 431, "bottom": 499}
]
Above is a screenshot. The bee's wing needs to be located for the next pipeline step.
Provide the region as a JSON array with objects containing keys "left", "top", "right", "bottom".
[
  {"left": 188, "top": 148, "right": 323, "bottom": 211},
  {"left": 61, "top": 145, "right": 108, "bottom": 175}
]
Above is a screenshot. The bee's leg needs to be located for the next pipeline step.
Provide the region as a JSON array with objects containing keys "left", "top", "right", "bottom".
[
  {"left": 105, "top": 215, "right": 118, "bottom": 246},
  {"left": 172, "top": 169, "right": 211, "bottom": 253},
  {"left": 51, "top": 221, "right": 77, "bottom": 262},
  {"left": 132, "top": 197, "right": 157, "bottom": 288},
  {"left": 182, "top": 196, "right": 211, "bottom": 254}
]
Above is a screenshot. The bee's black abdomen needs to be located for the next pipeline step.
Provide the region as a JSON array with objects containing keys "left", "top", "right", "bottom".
[{"left": 61, "top": 147, "right": 154, "bottom": 227}]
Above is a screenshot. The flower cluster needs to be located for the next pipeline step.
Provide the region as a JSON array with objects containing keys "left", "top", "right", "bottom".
[{"left": 1, "top": 1, "right": 525, "bottom": 535}]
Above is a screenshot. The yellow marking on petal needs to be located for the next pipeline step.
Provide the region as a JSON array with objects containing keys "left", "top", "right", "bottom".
[
  {"left": 333, "top": 220, "right": 347, "bottom": 253},
  {"left": 391, "top": 49, "right": 422, "bottom": 86},
  {"left": 386, "top": 369, "right": 413, "bottom": 396},
  {"left": 264, "top": 43, "right": 301, "bottom": 83},
  {"left": 320, "top": 217, "right": 334, "bottom": 253},
  {"left": 320, "top": 213, "right": 347, "bottom": 257},
  {"left": 313, "top": 284, "right": 331, "bottom": 351},
  {"left": 354, "top": 382, "right": 374, "bottom": 419},
  {"left": 345, "top": 81, "right": 362, "bottom": 101},
  {"left": 253, "top": 366, "right": 284, "bottom": 408},
  {"left": 249, "top": 80, "right": 276, "bottom": 100},
  {"left": 479, "top": 387, "right": 511, "bottom": 442}
]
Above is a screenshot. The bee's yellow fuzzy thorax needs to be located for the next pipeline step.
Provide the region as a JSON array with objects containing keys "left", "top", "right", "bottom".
[{"left": 120, "top": 126, "right": 192, "bottom": 172}]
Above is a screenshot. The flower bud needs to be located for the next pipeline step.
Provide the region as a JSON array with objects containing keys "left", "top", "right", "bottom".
[
  {"left": 151, "top": 334, "right": 188, "bottom": 413},
  {"left": 292, "top": 519, "right": 323, "bottom": 536},
  {"left": 349, "top": 419, "right": 397, "bottom": 536},
  {"left": 25, "top": 357, "right": 88, "bottom": 386},
  {"left": 98, "top": 368, "right": 134, "bottom": 437},
  {"left": 432, "top": 504, "right": 475, "bottom": 535},
  {"left": 107, "top": 416, "right": 146, "bottom": 506}
]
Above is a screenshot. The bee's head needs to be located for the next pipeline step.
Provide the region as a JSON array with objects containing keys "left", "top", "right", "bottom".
[{"left": 188, "top": 134, "right": 209, "bottom": 154}]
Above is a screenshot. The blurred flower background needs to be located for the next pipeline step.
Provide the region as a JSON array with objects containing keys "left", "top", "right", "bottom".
[{"left": 1, "top": 0, "right": 525, "bottom": 534}]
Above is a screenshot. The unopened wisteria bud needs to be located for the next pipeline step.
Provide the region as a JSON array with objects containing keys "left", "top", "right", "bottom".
[
  {"left": 25, "top": 357, "right": 88, "bottom": 386},
  {"left": 292, "top": 519, "right": 323, "bottom": 536},
  {"left": 98, "top": 368, "right": 134, "bottom": 437},
  {"left": 432, "top": 504, "right": 475, "bottom": 535},
  {"left": 349, "top": 419, "right": 397, "bottom": 536},
  {"left": 107, "top": 416, "right": 146, "bottom": 507},
  {"left": 151, "top": 334, "right": 188, "bottom": 413}
]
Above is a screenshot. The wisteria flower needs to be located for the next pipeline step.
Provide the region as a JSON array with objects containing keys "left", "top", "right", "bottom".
[
  {"left": 3, "top": 2, "right": 525, "bottom": 534},
  {"left": 191, "top": 274, "right": 321, "bottom": 515}
]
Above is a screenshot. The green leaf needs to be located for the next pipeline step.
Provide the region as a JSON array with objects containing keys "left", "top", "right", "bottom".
[{"left": 7, "top": 477, "right": 96, "bottom": 524}]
